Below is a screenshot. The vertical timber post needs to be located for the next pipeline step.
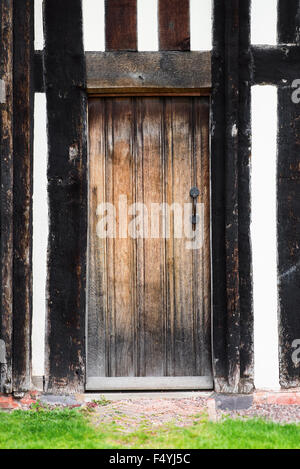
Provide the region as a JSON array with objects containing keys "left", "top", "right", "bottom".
[
  {"left": 238, "top": 0, "right": 253, "bottom": 394},
  {"left": 44, "top": 0, "right": 87, "bottom": 393},
  {"left": 12, "top": 0, "right": 34, "bottom": 392},
  {"left": 277, "top": 0, "right": 300, "bottom": 388},
  {"left": 0, "top": 0, "right": 13, "bottom": 394},
  {"left": 211, "top": 0, "right": 253, "bottom": 393}
]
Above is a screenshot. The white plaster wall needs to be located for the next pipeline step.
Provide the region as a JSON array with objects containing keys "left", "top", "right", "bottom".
[
  {"left": 251, "top": 86, "right": 280, "bottom": 390},
  {"left": 32, "top": 0, "right": 280, "bottom": 390},
  {"left": 32, "top": 93, "right": 47, "bottom": 376}
]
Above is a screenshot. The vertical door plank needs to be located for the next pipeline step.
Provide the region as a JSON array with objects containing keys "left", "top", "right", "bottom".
[
  {"left": 158, "top": 0, "right": 190, "bottom": 51},
  {"left": 164, "top": 98, "right": 175, "bottom": 376},
  {"left": 171, "top": 98, "right": 194, "bottom": 376},
  {"left": 136, "top": 98, "right": 166, "bottom": 376},
  {"left": 0, "top": 0, "right": 13, "bottom": 394},
  {"left": 105, "top": 0, "right": 137, "bottom": 51},
  {"left": 87, "top": 99, "right": 107, "bottom": 378},
  {"left": 12, "top": 0, "right": 34, "bottom": 392},
  {"left": 107, "top": 98, "right": 135, "bottom": 377},
  {"left": 193, "top": 97, "right": 211, "bottom": 376},
  {"left": 44, "top": 0, "right": 87, "bottom": 393}
]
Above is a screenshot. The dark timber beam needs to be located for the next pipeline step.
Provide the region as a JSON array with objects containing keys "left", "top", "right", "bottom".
[
  {"left": 0, "top": 0, "right": 13, "bottom": 394},
  {"left": 211, "top": 0, "right": 253, "bottom": 393},
  {"left": 277, "top": 0, "right": 300, "bottom": 388},
  {"left": 12, "top": 0, "right": 34, "bottom": 392},
  {"left": 252, "top": 45, "right": 300, "bottom": 85},
  {"left": 43, "top": 0, "right": 87, "bottom": 393}
]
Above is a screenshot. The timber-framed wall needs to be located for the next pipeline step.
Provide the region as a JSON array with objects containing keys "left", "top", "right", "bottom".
[{"left": 1, "top": 0, "right": 300, "bottom": 394}]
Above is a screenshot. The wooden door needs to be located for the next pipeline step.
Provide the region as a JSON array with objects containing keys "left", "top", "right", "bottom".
[{"left": 86, "top": 96, "right": 212, "bottom": 390}]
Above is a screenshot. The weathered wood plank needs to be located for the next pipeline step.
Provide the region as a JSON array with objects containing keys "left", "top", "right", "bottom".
[
  {"left": 105, "top": 0, "right": 137, "bottom": 51},
  {"left": 86, "top": 99, "right": 107, "bottom": 379},
  {"left": 211, "top": 0, "right": 253, "bottom": 393},
  {"left": 158, "top": 0, "right": 190, "bottom": 51},
  {"left": 86, "top": 51, "right": 211, "bottom": 94},
  {"left": 166, "top": 98, "right": 195, "bottom": 376},
  {"left": 0, "top": 0, "right": 13, "bottom": 394},
  {"left": 278, "top": 0, "right": 300, "bottom": 388},
  {"left": 195, "top": 97, "right": 212, "bottom": 377},
  {"left": 43, "top": 0, "right": 87, "bottom": 393},
  {"left": 136, "top": 98, "right": 165, "bottom": 376},
  {"left": 12, "top": 0, "right": 34, "bottom": 392},
  {"left": 106, "top": 98, "right": 135, "bottom": 377}
]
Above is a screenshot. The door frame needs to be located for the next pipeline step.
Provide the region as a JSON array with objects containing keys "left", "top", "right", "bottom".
[
  {"left": 85, "top": 51, "right": 214, "bottom": 392},
  {"left": 86, "top": 93, "right": 213, "bottom": 391}
]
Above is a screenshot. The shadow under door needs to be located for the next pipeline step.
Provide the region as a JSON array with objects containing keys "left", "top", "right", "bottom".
[{"left": 86, "top": 96, "right": 212, "bottom": 390}]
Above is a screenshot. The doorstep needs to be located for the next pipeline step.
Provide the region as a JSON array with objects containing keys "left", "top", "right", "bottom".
[{"left": 81, "top": 391, "right": 213, "bottom": 401}]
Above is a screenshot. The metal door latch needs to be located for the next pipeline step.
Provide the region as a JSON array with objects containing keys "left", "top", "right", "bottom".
[
  {"left": 190, "top": 187, "right": 200, "bottom": 199},
  {"left": 190, "top": 187, "right": 200, "bottom": 229}
]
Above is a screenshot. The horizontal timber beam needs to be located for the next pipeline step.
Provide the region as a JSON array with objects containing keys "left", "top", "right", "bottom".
[
  {"left": 86, "top": 51, "right": 211, "bottom": 94},
  {"left": 34, "top": 51, "right": 211, "bottom": 94},
  {"left": 252, "top": 45, "right": 300, "bottom": 85},
  {"left": 35, "top": 46, "right": 300, "bottom": 92}
]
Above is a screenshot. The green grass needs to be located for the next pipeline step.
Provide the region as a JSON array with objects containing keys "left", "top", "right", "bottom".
[{"left": 0, "top": 408, "right": 300, "bottom": 449}]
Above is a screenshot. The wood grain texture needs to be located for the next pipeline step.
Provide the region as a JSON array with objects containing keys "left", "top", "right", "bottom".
[
  {"left": 105, "top": 0, "right": 137, "bottom": 51},
  {"left": 158, "top": 0, "right": 190, "bottom": 51},
  {"left": 0, "top": 0, "right": 13, "bottom": 394},
  {"left": 135, "top": 98, "right": 165, "bottom": 376},
  {"left": 86, "top": 51, "right": 211, "bottom": 94},
  {"left": 12, "top": 0, "right": 34, "bottom": 393},
  {"left": 87, "top": 97, "right": 212, "bottom": 387},
  {"left": 43, "top": 0, "right": 87, "bottom": 393}
]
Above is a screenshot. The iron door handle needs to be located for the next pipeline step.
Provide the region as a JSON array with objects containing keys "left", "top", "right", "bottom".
[
  {"left": 190, "top": 187, "right": 200, "bottom": 229},
  {"left": 190, "top": 187, "right": 200, "bottom": 199}
]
